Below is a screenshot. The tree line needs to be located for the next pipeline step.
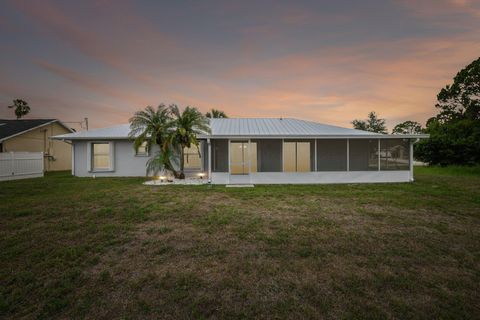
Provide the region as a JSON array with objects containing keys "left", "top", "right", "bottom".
[{"left": 352, "top": 57, "right": 480, "bottom": 166}]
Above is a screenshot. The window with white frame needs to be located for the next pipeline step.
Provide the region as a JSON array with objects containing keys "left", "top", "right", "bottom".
[
  {"left": 135, "top": 141, "right": 149, "bottom": 156},
  {"left": 91, "top": 143, "right": 111, "bottom": 171}
]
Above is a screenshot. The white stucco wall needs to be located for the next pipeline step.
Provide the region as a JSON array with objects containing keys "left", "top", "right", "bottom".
[
  {"left": 73, "top": 140, "right": 158, "bottom": 177},
  {"left": 72, "top": 140, "right": 204, "bottom": 178}
]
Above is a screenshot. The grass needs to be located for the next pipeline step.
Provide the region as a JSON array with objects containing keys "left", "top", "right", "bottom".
[{"left": 1, "top": 167, "right": 479, "bottom": 319}]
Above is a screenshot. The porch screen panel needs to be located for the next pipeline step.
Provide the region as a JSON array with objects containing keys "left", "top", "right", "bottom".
[
  {"left": 230, "top": 142, "right": 245, "bottom": 174},
  {"left": 283, "top": 142, "right": 296, "bottom": 172},
  {"left": 183, "top": 146, "right": 201, "bottom": 169},
  {"left": 212, "top": 139, "right": 228, "bottom": 172},
  {"left": 202, "top": 141, "right": 208, "bottom": 171},
  {"left": 380, "top": 139, "right": 410, "bottom": 170},
  {"left": 253, "top": 139, "right": 282, "bottom": 172},
  {"left": 317, "top": 139, "right": 347, "bottom": 171},
  {"left": 283, "top": 140, "right": 313, "bottom": 172},
  {"left": 296, "top": 142, "right": 311, "bottom": 172},
  {"left": 349, "top": 139, "right": 379, "bottom": 171},
  {"left": 250, "top": 142, "right": 257, "bottom": 173}
]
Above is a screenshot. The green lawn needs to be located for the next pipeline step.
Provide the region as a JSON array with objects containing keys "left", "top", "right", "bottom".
[{"left": 1, "top": 167, "right": 479, "bottom": 319}]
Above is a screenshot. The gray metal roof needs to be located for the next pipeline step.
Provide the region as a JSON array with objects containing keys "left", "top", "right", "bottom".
[
  {"left": 52, "top": 124, "right": 131, "bottom": 140},
  {"left": 52, "top": 118, "right": 428, "bottom": 140},
  {"left": 208, "top": 118, "right": 380, "bottom": 136}
]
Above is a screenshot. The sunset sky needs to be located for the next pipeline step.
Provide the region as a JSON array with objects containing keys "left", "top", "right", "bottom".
[{"left": 1, "top": 0, "right": 479, "bottom": 130}]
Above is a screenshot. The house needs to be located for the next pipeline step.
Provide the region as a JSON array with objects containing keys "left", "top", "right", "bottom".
[
  {"left": 0, "top": 119, "right": 74, "bottom": 171},
  {"left": 52, "top": 118, "right": 428, "bottom": 184}
]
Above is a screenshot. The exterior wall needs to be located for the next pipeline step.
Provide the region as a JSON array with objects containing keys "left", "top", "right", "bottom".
[
  {"left": 3, "top": 122, "right": 71, "bottom": 171},
  {"left": 71, "top": 137, "right": 413, "bottom": 183},
  {"left": 211, "top": 171, "right": 411, "bottom": 184},
  {"left": 74, "top": 140, "right": 155, "bottom": 177},
  {"left": 73, "top": 140, "right": 204, "bottom": 177}
]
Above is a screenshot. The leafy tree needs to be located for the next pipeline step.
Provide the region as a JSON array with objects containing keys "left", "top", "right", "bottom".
[
  {"left": 415, "top": 119, "right": 480, "bottom": 165},
  {"left": 392, "top": 121, "right": 423, "bottom": 134},
  {"left": 416, "top": 57, "right": 480, "bottom": 165},
  {"left": 8, "top": 99, "right": 30, "bottom": 119},
  {"left": 170, "top": 105, "right": 211, "bottom": 179},
  {"left": 206, "top": 108, "right": 228, "bottom": 118},
  {"left": 129, "top": 104, "right": 176, "bottom": 176},
  {"left": 435, "top": 57, "right": 480, "bottom": 123},
  {"left": 352, "top": 112, "right": 387, "bottom": 133}
]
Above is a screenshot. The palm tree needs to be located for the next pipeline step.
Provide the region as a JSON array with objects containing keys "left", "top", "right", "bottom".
[
  {"left": 129, "top": 104, "right": 176, "bottom": 176},
  {"left": 170, "top": 104, "right": 211, "bottom": 179},
  {"left": 205, "top": 108, "right": 228, "bottom": 118},
  {"left": 8, "top": 99, "right": 30, "bottom": 119}
]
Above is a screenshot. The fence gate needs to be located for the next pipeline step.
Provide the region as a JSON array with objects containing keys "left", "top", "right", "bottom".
[{"left": 0, "top": 152, "right": 44, "bottom": 181}]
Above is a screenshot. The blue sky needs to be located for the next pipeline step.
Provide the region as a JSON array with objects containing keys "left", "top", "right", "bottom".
[{"left": 1, "top": 0, "right": 479, "bottom": 129}]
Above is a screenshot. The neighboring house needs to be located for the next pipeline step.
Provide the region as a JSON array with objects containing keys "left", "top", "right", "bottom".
[
  {"left": 0, "top": 119, "right": 74, "bottom": 171},
  {"left": 52, "top": 118, "right": 428, "bottom": 184}
]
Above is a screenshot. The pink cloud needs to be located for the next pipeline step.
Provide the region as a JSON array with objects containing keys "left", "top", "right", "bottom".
[{"left": 34, "top": 60, "right": 150, "bottom": 108}]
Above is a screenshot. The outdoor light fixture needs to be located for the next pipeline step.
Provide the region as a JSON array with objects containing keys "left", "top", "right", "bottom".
[
  {"left": 198, "top": 172, "right": 205, "bottom": 179},
  {"left": 159, "top": 175, "right": 166, "bottom": 182}
]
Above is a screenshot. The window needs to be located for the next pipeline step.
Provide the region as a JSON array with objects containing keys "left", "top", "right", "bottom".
[
  {"left": 349, "top": 139, "right": 378, "bottom": 171},
  {"left": 135, "top": 141, "right": 149, "bottom": 156},
  {"left": 184, "top": 146, "right": 201, "bottom": 169},
  {"left": 283, "top": 141, "right": 311, "bottom": 172},
  {"left": 91, "top": 143, "right": 111, "bottom": 171},
  {"left": 317, "top": 139, "right": 347, "bottom": 171},
  {"left": 380, "top": 139, "right": 410, "bottom": 170}
]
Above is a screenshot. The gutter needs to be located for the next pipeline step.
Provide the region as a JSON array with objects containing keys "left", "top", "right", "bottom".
[{"left": 196, "top": 134, "right": 430, "bottom": 140}]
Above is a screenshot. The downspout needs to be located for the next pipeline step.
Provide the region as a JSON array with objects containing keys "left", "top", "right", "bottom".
[{"left": 43, "top": 128, "right": 48, "bottom": 172}]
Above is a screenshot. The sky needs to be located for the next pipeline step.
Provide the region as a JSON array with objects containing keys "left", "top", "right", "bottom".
[{"left": 1, "top": 0, "right": 479, "bottom": 130}]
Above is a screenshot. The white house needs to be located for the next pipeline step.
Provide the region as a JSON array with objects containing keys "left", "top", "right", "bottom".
[{"left": 52, "top": 118, "right": 428, "bottom": 184}]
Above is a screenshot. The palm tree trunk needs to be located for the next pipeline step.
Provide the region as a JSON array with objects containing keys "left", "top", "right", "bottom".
[{"left": 179, "top": 147, "right": 185, "bottom": 179}]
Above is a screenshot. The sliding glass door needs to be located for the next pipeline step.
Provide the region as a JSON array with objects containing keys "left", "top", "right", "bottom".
[{"left": 230, "top": 141, "right": 257, "bottom": 175}]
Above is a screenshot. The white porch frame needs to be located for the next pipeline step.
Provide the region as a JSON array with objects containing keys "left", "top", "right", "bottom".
[{"left": 209, "top": 137, "right": 416, "bottom": 184}]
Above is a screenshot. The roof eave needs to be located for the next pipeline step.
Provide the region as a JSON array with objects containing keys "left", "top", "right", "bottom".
[
  {"left": 198, "top": 134, "right": 430, "bottom": 139},
  {"left": 0, "top": 119, "right": 71, "bottom": 142},
  {"left": 51, "top": 136, "right": 132, "bottom": 141}
]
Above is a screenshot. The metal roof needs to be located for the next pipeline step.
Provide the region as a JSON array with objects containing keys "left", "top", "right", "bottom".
[
  {"left": 207, "top": 118, "right": 380, "bottom": 136},
  {"left": 52, "top": 118, "right": 429, "bottom": 140},
  {"left": 0, "top": 119, "right": 73, "bottom": 142},
  {"left": 52, "top": 124, "right": 131, "bottom": 140}
]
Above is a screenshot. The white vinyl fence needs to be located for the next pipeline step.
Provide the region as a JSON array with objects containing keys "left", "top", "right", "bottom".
[{"left": 0, "top": 152, "right": 44, "bottom": 181}]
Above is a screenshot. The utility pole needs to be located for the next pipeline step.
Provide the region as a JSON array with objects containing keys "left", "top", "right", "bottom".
[{"left": 84, "top": 117, "right": 89, "bottom": 131}]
